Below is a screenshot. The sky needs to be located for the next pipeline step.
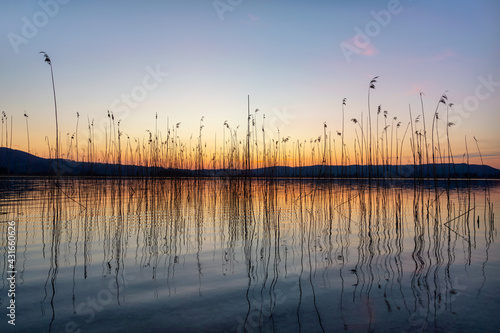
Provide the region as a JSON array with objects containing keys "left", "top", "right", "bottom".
[{"left": 1, "top": 0, "right": 499, "bottom": 167}]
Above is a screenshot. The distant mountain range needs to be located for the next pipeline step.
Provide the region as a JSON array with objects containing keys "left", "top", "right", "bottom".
[{"left": 1, "top": 147, "right": 499, "bottom": 178}]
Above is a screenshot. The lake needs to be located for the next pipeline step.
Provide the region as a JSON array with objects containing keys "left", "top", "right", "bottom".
[{"left": 0, "top": 177, "right": 499, "bottom": 332}]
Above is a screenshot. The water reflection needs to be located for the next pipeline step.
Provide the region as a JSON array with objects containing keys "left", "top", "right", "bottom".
[{"left": 0, "top": 177, "right": 498, "bottom": 332}]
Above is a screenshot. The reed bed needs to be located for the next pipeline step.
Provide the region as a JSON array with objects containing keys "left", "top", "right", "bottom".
[{"left": 3, "top": 74, "right": 492, "bottom": 179}]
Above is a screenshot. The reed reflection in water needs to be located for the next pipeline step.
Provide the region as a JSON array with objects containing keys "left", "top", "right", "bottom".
[{"left": 0, "top": 178, "right": 498, "bottom": 332}]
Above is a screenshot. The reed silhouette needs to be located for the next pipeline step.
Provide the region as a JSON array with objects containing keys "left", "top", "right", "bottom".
[
  {"left": 0, "top": 71, "right": 488, "bottom": 179},
  {"left": 40, "top": 52, "right": 59, "bottom": 168}
]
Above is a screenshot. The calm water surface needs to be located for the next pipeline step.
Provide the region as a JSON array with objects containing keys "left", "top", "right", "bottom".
[{"left": 0, "top": 177, "right": 499, "bottom": 332}]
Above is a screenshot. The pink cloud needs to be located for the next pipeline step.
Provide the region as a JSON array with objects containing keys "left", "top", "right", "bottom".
[
  {"left": 431, "top": 48, "right": 457, "bottom": 61},
  {"left": 361, "top": 43, "right": 378, "bottom": 56},
  {"left": 405, "top": 81, "right": 433, "bottom": 95},
  {"left": 342, "top": 36, "right": 379, "bottom": 57},
  {"left": 248, "top": 13, "right": 259, "bottom": 21}
]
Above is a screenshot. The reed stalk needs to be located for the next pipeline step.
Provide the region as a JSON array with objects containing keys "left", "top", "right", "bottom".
[{"left": 40, "top": 52, "right": 59, "bottom": 169}]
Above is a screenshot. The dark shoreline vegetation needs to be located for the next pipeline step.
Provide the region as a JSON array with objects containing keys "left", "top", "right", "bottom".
[{"left": 1, "top": 147, "right": 499, "bottom": 179}]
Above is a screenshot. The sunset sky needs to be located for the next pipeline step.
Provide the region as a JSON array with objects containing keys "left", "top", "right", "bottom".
[{"left": 1, "top": 0, "right": 499, "bottom": 167}]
